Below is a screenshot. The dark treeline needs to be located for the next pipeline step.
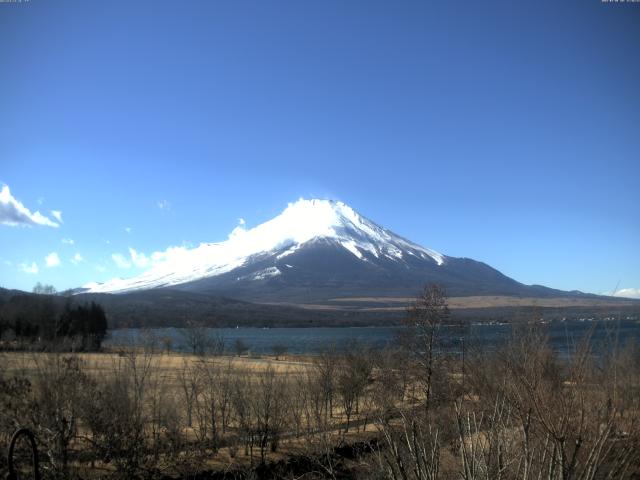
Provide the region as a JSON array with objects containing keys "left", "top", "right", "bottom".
[{"left": 0, "top": 284, "right": 108, "bottom": 351}]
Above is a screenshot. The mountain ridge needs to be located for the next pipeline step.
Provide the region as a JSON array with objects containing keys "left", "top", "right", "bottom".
[{"left": 79, "top": 199, "right": 606, "bottom": 303}]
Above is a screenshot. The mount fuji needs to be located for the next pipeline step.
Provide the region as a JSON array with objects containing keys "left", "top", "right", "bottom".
[{"left": 80, "top": 199, "right": 581, "bottom": 303}]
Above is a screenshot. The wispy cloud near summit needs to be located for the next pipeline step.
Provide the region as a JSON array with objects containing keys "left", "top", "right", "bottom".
[
  {"left": 610, "top": 288, "right": 640, "bottom": 299},
  {"left": 112, "top": 253, "right": 131, "bottom": 269}
]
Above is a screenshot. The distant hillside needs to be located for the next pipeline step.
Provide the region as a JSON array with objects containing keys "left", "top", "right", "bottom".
[
  {"left": 3, "top": 286, "right": 638, "bottom": 331},
  {"left": 74, "top": 289, "right": 394, "bottom": 328},
  {"left": 74, "top": 288, "right": 640, "bottom": 329}
]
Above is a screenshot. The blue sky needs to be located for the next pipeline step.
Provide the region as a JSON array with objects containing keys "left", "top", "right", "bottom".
[{"left": 1, "top": 0, "right": 639, "bottom": 296}]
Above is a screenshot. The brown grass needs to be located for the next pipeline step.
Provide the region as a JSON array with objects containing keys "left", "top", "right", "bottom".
[{"left": 327, "top": 295, "right": 639, "bottom": 308}]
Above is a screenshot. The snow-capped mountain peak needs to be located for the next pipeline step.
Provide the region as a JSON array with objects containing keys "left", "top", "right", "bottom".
[{"left": 81, "top": 198, "right": 444, "bottom": 294}]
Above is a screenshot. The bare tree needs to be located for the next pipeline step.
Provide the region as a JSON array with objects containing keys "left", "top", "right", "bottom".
[
  {"left": 158, "top": 394, "right": 206, "bottom": 478},
  {"left": 462, "top": 323, "right": 640, "bottom": 480},
  {"left": 181, "top": 320, "right": 205, "bottom": 355},
  {"left": 32, "top": 282, "right": 57, "bottom": 295},
  {"left": 78, "top": 349, "right": 153, "bottom": 478},
  {"left": 194, "top": 358, "right": 235, "bottom": 452},
  {"left": 337, "top": 343, "right": 372, "bottom": 435},
  {"left": 177, "top": 358, "right": 200, "bottom": 428},
  {"left": 271, "top": 343, "right": 288, "bottom": 360},
  {"left": 30, "top": 354, "right": 88, "bottom": 479},
  {"left": 181, "top": 321, "right": 225, "bottom": 356},
  {"left": 376, "top": 410, "right": 441, "bottom": 480},
  {"left": 234, "top": 338, "right": 249, "bottom": 357},
  {"left": 403, "top": 283, "right": 449, "bottom": 413},
  {"left": 250, "top": 366, "right": 289, "bottom": 463},
  {"left": 313, "top": 345, "right": 338, "bottom": 422},
  {"left": 229, "top": 373, "right": 253, "bottom": 461},
  {"left": 296, "top": 367, "right": 343, "bottom": 479}
]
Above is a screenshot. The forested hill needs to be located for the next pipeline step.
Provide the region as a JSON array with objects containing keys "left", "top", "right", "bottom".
[{"left": 0, "top": 287, "right": 108, "bottom": 350}]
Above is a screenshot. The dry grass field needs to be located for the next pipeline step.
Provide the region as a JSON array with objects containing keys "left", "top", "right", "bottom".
[
  {"left": 330, "top": 295, "right": 640, "bottom": 309},
  {"left": 0, "top": 348, "right": 384, "bottom": 478},
  {"left": 1, "top": 350, "right": 314, "bottom": 378},
  {"left": 1, "top": 319, "right": 639, "bottom": 479}
]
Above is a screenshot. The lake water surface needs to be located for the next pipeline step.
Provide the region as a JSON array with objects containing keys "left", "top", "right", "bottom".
[{"left": 105, "top": 319, "right": 640, "bottom": 356}]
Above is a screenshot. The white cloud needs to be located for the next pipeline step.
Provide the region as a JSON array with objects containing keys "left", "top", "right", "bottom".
[
  {"left": 20, "top": 262, "right": 39, "bottom": 274},
  {"left": 129, "top": 247, "right": 149, "bottom": 268},
  {"left": 62, "top": 238, "right": 74, "bottom": 245},
  {"left": 229, "top": 224, "right": 247, "bottom": 240},
  {"left": 111, "top": 248, "right": 151, "bottom": 269},
  {"left": 0, "top": 185, "right": 59, "bottom": 228},
  {"left": 112, "top": 253, "right": 131, "bottom": 269},
  {"left": 125, "top": 227, "right": 132, "bottom": 233},
  {"left": 70, "top": 253, "right": 83, "bottom": 265},
  {"left": 610, "top": 288, "right": 640, "bottom": 299},
  {"left": 149, "top": 245, "right": 191, "bottom": 266},
  {"left": 157, "top": 200, "right": 170, "bottom": 210},
  {"left": 51, "top": 210, "right": 63, "bottom": 223},
  {"left": 227, "top": 213, "right": 249, "bottom": 241},
  {"left": 45, "top": 252, "right": 61, "bottom": 267}
]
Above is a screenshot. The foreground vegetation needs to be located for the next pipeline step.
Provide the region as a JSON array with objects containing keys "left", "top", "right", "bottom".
[{"left": 1, "top": 286, "right": 639, "bottom": 479}]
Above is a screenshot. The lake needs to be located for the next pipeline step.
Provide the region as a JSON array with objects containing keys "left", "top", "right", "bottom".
[{"left": 104, "top": 318, "right": 640, "bottom": 356}]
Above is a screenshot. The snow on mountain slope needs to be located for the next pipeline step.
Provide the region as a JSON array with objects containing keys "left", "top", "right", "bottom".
[{"left": 82, "top": 199, "right": 445, "bottom": 294}]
